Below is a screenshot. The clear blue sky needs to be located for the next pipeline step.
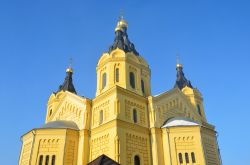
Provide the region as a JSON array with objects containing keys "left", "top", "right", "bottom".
[{"left": 0, "top": 0, "right": 249, "bottom": 164}]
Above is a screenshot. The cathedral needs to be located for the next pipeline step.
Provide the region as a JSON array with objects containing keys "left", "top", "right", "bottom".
[{"left": 19, "top": 18, "right": 222, "bottom": 165}]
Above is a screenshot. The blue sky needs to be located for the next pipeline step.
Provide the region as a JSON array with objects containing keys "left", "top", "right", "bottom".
[{"left": 0, "top": 0, "right": 249, "bottom": 164}]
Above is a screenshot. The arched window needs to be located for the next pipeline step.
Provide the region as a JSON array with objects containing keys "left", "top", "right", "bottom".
[
  {"left": 141, "top": 79, "right": 145, "bottom": 94},
  {"left": 45, "top": 155, "right": 49, "bottom": 165},
  {"left": 133, "top": 109, "right": 137, "bottom": 123},
  {"left": 130, "top": 72, "right": 135, "bottom": 89},
  {"left": 115, "top": 68, "right": 119, "bottom": 82},
  {"left": 178, "top": 153, "right": 183, "bottom": 164},
  {"left": 197, "top": 104, "right": 202, "bottom": 116},
  {"left": 134, "top": 155, "right": 140, "bottom": 165},
  {"left": 51, "top": 155, "right": 56, "bottom": 165},
  {"left": 102, "top": 73, "right": 107, "bottom": 89},
  {"left": 39, "top": 155, "right": 43, "bottom": 165},
  {"left": 185, "top": 153, "right": 189, "bottom": 163},
  {"left": 191, "top": 152, "right": 196, "bottom": 163},
  {"left": 99, "top": 110, "right": 103, "bottom": 124}
]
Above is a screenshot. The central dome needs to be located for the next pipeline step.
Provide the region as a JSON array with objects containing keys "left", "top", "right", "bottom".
[{"left": 109, "top": 17, "right": 139, "bottom": 55}]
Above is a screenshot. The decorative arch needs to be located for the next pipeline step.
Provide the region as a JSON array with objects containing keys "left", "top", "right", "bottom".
[
  {"left": 131, "top": 153, "right": 143, "bottom": 165},
  {"left": 134, "top": 155, "right": 140, "bottom": 165}
]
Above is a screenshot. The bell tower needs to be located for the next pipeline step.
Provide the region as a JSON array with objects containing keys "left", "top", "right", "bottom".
[
  {"left": 95, "top": 17, "right": 151, "bottom": 97},
  {"left": 90, "top": 17, "right": 152, "bottom": 165},
  {"left": 174, "top": 62, "right": 207, "bottom": 122}
]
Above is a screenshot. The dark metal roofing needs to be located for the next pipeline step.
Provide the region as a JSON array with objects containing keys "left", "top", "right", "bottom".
[
  {"left": 109, "top": 23, "right": 139, "bottom": 55},
  {"left": 57, "top": 69, "right": 77, "bottom": 94},
  {"left": 174, "top": 65, "right": 193, "bottom": 90},
  {"left": 87, "top": 154, "right": 120, "bottom": 165}
]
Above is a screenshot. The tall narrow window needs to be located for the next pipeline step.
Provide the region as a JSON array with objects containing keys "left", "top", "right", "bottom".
[
  {"left": 141, "top": 79, "right": 145, "bottom": 94},
  {"left": 51, "top": 155, "right": 56, "bottom": 165},
  {"left": 102, "top": 73, "right": 107, "bottom": 89},
  {"left": 45, "top": 155, "right": 49, "bottom": 165},
  {"left": 39, "top": 155, "right": 43, "bottom": 165},
  {"left": 130, "top": 72, "right": 135, "bottom": 89},
  {"left": 99, "top": 110, "right": 103, "bottom": 124},
  {"left": 178, "top": 153, "right": 183, "bottom": 164},
  {"left": 197, "top": 104, "right": 202, "bottom": 116},
  {"left": 185, "top": 153, "right": 189, "bottom": 163},
  {"left": 133, "top": 109, "right": 137, "bottom": 123},
  {"left": 134, "top": 155, "right": 140, "bottom": 165},
  {"left": 191, "top": 152, "right": 196, "bottom": 163},
  {"left": 49, "top": 109, "right": 52, "bottom": 116},
  {"left": 115, "top": 68, "right": 119, "bottom": 82}
]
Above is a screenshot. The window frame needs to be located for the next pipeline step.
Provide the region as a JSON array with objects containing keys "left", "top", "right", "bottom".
[
  {"left": 185, "top": 153, "right": 189, "bottom": 163},
  {"left": 191, "top": 152, "right": 196, "bottom": 163},
  {"left": 39, "top": 155, "right": 43, "bottom": 165},
  {"left": 99, "top": 110, "right": 103, "bottom": 124},
  {"left": 133, "top": 109, "right": 137, "bottom": 123},
  {"left": 51, "top": 155, "right": 56, "bottom": 165},
  {"left": 45, "top": 155, "right": 49, "bottom": 165},
  {"left": 141, "top": 79, "right": 145, "bottom": 94},
  {"left": 134, "top": 155, "right": 140, "bottom": 165},
  {"left": 102, "top": 73, "right": 107, "bottom": 89},
  {"left": 115, "top": 68, "right": 119, "bottom": 83},
  {"left": 129, "top": 72, "right": 136, "bottom": 89},
  {"left": 178, "top": 153, "right": 183, "bottom": 164}
]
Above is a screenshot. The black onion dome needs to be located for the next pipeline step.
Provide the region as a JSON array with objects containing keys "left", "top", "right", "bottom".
[
  {"left": 174, "top": 64, "right": 193, "bottom": 90},
  {"left": 57, "top": 67, "right": 77, "bottom": 94},
  {"left": 109, "top": 18, "right": 139, "bottom": 55}
]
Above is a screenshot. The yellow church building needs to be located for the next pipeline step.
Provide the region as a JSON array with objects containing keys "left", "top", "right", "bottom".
[{"left": 19, "top": 17, "right": 222, "bottom": 165}]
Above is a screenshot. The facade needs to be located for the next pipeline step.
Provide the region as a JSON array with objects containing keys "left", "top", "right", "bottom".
[{"left": 19, "top": 18, "right": 222, "bottom": 165}]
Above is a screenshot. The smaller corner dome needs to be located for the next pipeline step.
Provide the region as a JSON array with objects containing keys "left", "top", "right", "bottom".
[
  {"left": 161, "top": 117, "right": 199, "bottom": 128},
  {"left": 42, "top": 120, "right": 79, "bottom": 130}
]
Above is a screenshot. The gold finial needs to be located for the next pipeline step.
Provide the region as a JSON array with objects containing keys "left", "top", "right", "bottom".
[
  {"left": 66, "top": 57, "right": 73, "bottom": 73},
  {"left": 115, "top": 10, "right": 128, "bottom": 32},
  {"left": 176, "top": 54, "right": 182, "bottom": 68}
]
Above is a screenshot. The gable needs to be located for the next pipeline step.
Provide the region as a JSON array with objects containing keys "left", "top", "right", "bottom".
[
  {"left": 46, "top": 91, "right": 90, "bottom": 130},
  {"left": 149, "top": 88, "right": 202, "bottom": 128}
]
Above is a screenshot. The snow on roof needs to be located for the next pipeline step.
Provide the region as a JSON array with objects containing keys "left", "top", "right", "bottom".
[
  {"left": 41, "top": 120, "right": 79, "bottom": 130},
  {"left": 161, "top": 117, "right": 199, "bottom": 128}
]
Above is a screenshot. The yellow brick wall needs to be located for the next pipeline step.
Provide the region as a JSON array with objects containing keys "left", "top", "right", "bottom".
[
  {"left": 19, "top": 140, "right": 32, "bottom": 165},
  {"left": 125, "top": 133, "right": 150, "bottom": 165},
  {"left": 90, "top": 134, "right": 110, "bottom": 160},
  {"left": 201, "top": 128, "right": 221, "bottom": 165}
]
